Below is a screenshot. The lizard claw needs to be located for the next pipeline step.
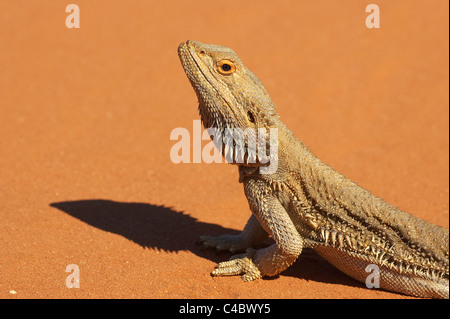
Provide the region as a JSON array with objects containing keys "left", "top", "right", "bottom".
[{"left": 211, "top": 249, "right": 262, "bottom": 281}]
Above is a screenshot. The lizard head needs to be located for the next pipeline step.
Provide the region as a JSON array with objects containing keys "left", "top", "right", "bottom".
[{"left": 178, "top": 40, "right": 279, "bottom": 167}]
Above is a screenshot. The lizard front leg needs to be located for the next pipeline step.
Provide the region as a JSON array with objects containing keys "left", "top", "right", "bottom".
[{"left": 212, "top": 178, "right": 303, "bottom": 281}]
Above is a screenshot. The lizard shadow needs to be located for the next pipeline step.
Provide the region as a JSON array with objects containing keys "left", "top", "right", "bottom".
[
  {"left": 50, "top": 199, "right": 239, "bottom": 264},
  {"left": 50, "top": 199, "right": 364, "bottom": 289}
]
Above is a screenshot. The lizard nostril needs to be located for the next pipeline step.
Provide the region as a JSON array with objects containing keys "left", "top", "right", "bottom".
[{"left": 199, "top": 50, "right": 206, "bottom": 56}]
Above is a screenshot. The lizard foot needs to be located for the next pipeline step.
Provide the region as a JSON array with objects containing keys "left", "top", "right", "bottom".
[
  {"left": 198, "top": 234, "right": 250, "bottom": 253},
  {"left": 211, "top": 249, "right": 262, "bottom": 281}
]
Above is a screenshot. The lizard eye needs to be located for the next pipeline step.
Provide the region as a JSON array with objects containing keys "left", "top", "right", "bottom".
[{"left": 217, "top": 60, "right": 236, "bottom": 75}]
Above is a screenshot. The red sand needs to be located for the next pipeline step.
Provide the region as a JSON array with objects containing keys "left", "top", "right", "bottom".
[{"left": 0, "top": 1, "right": 448, "bottom": 299}]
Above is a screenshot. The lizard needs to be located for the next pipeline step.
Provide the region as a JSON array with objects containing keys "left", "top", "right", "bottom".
[{"left": 177, "top": 40, "right": 449, "bottom": 299}]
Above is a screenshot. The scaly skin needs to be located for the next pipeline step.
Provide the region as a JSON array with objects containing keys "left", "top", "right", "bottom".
[{"left": 177, "top": 40, "right": 449, "bottom": 298}]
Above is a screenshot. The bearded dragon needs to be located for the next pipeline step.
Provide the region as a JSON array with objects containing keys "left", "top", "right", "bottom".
[{"left": 177, "top": 40, "right": 449, "bottom": 298}]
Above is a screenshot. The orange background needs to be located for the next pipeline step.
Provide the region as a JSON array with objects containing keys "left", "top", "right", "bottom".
[{"left": 0, "top": 0, "right": 448, "bottom": 298}]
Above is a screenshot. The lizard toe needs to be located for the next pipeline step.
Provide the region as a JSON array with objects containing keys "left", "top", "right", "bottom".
[{"left": 211, "top": 251, "right": 262, "bottom": 280}]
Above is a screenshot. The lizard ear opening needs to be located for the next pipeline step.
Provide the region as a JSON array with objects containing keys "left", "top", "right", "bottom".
[
  {"left": 247, "top": 110, "right": 255, "bottom": 123},
  {"left": 217, "top": 60, "right": 236, "bottom": 75}
]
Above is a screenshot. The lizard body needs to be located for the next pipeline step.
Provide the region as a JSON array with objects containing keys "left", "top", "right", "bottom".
[{"left": 177, "top": 40, "right": 449, "bottom": 298}]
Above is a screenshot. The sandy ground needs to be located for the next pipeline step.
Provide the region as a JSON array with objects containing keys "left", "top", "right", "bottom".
[{"left": 0, "top": 1, "right": 448, "bottom": 299}]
